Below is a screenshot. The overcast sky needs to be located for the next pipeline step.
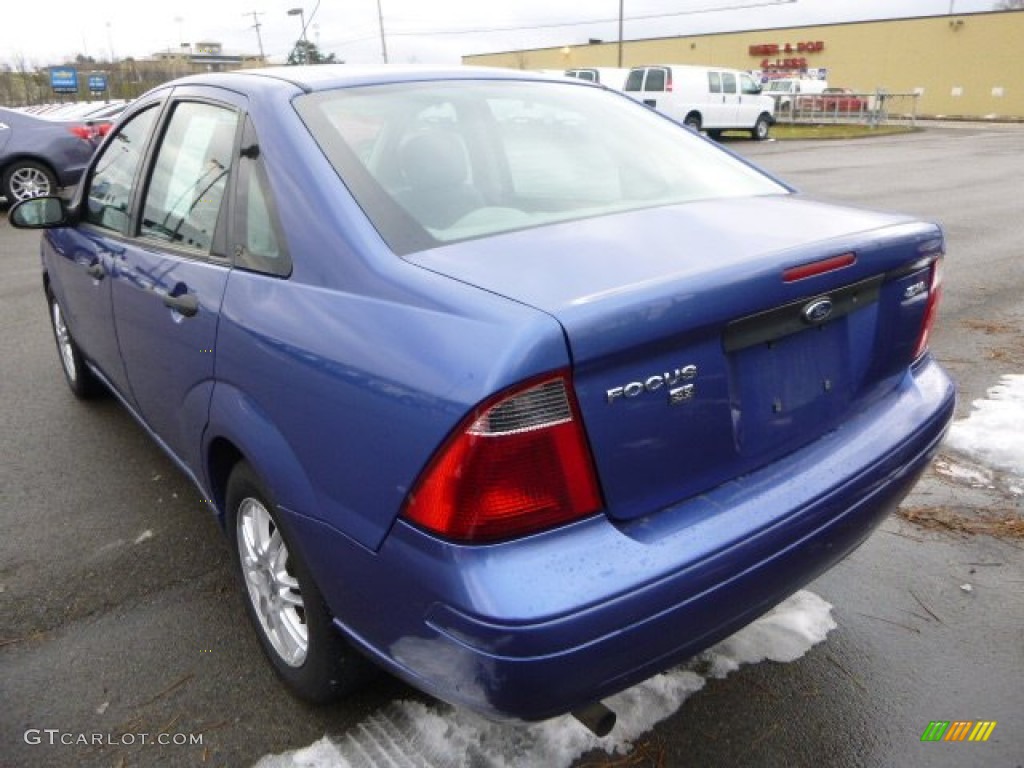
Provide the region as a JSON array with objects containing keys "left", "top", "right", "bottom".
[{"left": 0, "top": 0, "right": 1000, "bottom": 68}]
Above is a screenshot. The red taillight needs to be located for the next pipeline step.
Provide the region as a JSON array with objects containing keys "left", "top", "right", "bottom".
[
  {"left": 913, "top": 258, "right": 943, "bottom": 360},
  {"left": 68, "top": 125, "right": 94, "bottom": 141},
  {"left": 403, "top": 372, "right": 603, "bottom": 542}
]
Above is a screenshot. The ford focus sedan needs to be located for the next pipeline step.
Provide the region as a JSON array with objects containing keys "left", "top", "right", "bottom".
[{"left": 10, "top": 66, "right": 954, "bottom": 726}]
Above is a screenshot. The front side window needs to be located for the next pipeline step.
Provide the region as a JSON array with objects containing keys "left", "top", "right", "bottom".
[
  {"left": 741, "top": 74, "right": 761, "bottom": 95},
  {"left": 295, "top": 81, "right": 786, "bottom": 255},
  {"left": 84, "top": 106, "right": 158, "bottom": 233},
  {"left": 140, "top": 102, "right": 239, "bottom": 253}
]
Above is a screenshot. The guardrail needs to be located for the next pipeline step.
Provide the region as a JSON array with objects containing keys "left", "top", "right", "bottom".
[{"left": 771, "top": 91, "right": 920, "bottom": 127}]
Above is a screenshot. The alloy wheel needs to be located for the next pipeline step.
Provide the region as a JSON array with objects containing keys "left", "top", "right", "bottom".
[{"left": 236, "top": 497, "right": 308, "bottom": 667}]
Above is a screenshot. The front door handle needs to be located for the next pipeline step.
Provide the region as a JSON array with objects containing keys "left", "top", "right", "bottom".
[
  {"left": 162, "top": 292, "right": 199, "bottom": 317},
  {"left": 87, "top": 262, "right": 105, "bottom": 280}
]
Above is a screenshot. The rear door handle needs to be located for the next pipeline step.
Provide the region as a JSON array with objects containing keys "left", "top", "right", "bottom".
[{"left": 162, "top": 292, "right": 199, "bottom": 317}]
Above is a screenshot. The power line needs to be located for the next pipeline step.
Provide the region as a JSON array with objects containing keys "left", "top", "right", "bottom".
[{"left": 383, "top": 0, "right": 797, "bottom": 38}]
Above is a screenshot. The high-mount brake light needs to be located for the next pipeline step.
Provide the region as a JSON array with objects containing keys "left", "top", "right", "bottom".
[
  {"left": 402, "top": 372, "right": 603, "bottom": 542},
  {"left": 783, "top": 253, "right": 857, "bottom": 282}
]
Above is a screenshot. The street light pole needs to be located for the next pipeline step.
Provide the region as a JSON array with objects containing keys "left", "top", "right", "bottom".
[
  {"left": 288, "top": 7, "right": 308, "bottom": 42},
  {"left": 287, "top": 7, "right": 307, "bottom": 64}
]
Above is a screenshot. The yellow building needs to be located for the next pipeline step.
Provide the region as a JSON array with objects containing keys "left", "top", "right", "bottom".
[{"left": 464, "top": 10, "right": 1024, "bottom": 119}]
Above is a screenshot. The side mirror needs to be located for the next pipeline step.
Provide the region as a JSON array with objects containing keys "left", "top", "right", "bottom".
[{"left": 8, "top": 196, "right": 68, "bottom": 229}]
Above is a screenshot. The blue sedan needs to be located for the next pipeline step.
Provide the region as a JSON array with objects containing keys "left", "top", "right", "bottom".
[
  {"left": 0, "top": 106, "right": 101, "bottom": 202},
  {"left": 10, "top": 66, "right": 954, "bottom": 729}
]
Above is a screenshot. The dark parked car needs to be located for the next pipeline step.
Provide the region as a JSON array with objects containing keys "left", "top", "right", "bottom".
[
  {"left": 10, "top": 66, "right": 953, "bottom": 729},
  {"left": 0, "top": 106, "right": 101, "bottom": 203}
]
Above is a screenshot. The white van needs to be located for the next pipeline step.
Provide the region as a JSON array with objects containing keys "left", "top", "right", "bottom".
[
  {"left": 624, "top": 65, "right": 775, "bottom": 140},
  {"left": 564, "top": 67, "right": 631, "bottom": 91}
]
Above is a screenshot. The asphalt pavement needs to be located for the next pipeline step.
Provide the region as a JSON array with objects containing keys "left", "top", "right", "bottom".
[{"left": 1, "top": 123, "right": 1022, "bottom": 768}]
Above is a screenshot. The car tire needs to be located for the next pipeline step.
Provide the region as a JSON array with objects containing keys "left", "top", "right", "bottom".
[
  {"left": 751, "top": 114, "right": 772, "bottom": 141},
  {"left": 46, "top": 288, "right": 103, "bottom": 399},
  {"left": 3, "top": 160, "right": 58, "bottom": 203},
  {"left": 226, "top": 461, "right": 374, "bottom": 703},
  {"left": 683, "top": 113, "right": 702, "bottom": 132}
]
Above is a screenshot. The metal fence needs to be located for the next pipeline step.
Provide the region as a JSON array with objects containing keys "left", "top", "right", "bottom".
[{"left": 772, "top": 91, "right": 920, "bottom": 127}]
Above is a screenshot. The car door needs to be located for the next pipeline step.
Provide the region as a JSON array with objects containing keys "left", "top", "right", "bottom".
[
  {"left": 47, "top": 103, "right": 162, "bottom": 399},
  {"left": 737, "top": 72, "right": 765, "bottom": 128},
  {"left": 110, "top": 89, "right": 242, "bottom": 471},
  {"left": 639, "top": 67, "right": 669, "bottom": 112},
  {"left": 718, "top": 71, "right": 740, "bottom": 127}
]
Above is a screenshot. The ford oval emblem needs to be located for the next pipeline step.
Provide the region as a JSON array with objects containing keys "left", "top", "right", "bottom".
[{"left": 802, "top": 297, "right": 834, "bottom": 325}]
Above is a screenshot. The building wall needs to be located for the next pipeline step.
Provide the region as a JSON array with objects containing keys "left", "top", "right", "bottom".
[{"left": 463, "top": 11, "right": 1024, "bottom": 119}]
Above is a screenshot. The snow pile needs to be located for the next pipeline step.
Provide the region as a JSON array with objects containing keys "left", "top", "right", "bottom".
[
  {"left": 946, "top": 374, "right": 1024, "bottom": 478},
  {"left": 254, "top": 590, "right": 835, "bottom": 768}
]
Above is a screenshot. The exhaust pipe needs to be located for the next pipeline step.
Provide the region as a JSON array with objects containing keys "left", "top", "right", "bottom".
[{"left": 571, "top": 701, "right": 616, "bottom": 737}]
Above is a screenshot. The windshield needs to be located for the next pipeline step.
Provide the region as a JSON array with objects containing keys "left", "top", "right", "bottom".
[{"left": 295, "top": 80, "right": 786, "bottom": 255}]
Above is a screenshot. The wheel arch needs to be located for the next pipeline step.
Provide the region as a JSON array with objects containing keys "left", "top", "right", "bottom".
[
  {"left": 1, "top": 153, "right": 59, "bottom": 181},
  {"left": 203, "top": 383, "right": 320, "bottom": 532}
]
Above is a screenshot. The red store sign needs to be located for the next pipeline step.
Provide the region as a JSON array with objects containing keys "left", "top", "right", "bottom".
[{"left": 749, "top": 41, "right": 825, "bottom": 71}]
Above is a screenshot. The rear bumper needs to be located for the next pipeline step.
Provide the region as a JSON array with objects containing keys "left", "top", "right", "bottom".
[{"left": 293, "top": 359, "right": 954, "bottom": 721}]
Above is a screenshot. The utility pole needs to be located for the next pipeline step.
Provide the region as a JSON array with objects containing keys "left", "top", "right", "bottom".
[
  {"left": 377, "top": 0, "right": 388, "bottom": 64},
  {"left": 617, "top": 0, "right": 624, "bottom": 67},
  {"left": 245, "top": 10, "right": 266, "bottom": 61}
]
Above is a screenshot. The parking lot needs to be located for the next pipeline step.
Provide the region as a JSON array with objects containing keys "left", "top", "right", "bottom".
[{"left": 2, "top": 123, "right": 1022, "bottom": 767}]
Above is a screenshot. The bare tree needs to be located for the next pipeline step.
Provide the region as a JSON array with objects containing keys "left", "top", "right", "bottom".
[{"left": 0, "top": 64, "right": 14, "bottom": 106}]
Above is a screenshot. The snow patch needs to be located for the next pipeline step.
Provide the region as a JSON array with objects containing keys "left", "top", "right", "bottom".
[
  {"left": 946, "top": 374, "right": 1024, "bottom": 478},
  {"left": 253, "top": 590, "right": 835, "bottom": 768},
  {"left": 933, "top": 458, "right": 994, "bottom": 488}
]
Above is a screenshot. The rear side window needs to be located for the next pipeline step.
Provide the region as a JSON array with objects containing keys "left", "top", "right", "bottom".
[
  {"left": 84, "top": 106, "right": 158, "bottom": 233},
  {"left": 645, "top": 69, "right": 667, "bottom": 92},
  {"left": 232, "top": 117, "right": 291, "bottom": 277},
  {"left": 722, "top": 73, "right": 737, "bottom": 95},
  {"left": 708, "top": 72, "right": 722, "bottom": 94},
  {"left": 140, "top": 102, "right": 239, "bottom": 253}
]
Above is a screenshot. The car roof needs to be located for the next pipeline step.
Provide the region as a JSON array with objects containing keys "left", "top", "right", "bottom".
[{"left": 168, "top": 65, "right": 565, "bottom": 95}]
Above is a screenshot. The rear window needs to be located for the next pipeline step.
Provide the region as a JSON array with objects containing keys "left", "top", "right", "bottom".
[{"left": 294, "top": 80, "right": 785, "bottom": 255}]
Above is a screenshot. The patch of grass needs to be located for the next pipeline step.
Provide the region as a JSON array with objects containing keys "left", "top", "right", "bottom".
[{"left": 768, "top": 123, "right": 920, "bottom": 140}]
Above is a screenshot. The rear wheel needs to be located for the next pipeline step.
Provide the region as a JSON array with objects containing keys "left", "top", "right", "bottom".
[
  {"left": 46, "top": 288, "right": 102, "bottom": 399},
  {"left": 683, "top": 113, "right": 702, "bottom": 132},
  {"left": 226, "top": 461, "right": 373, "bottom": 703},
  {"left": 751, "top": 114, "right": 772, "bottom": 141},
  {"left": 3, "top": 160, "right": 58, "bottom": 202}
]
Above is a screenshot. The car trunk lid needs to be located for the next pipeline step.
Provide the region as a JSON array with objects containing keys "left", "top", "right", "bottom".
[{"left": 407, "top": 195, "right": 943, "bottom": 521}]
